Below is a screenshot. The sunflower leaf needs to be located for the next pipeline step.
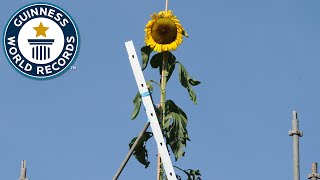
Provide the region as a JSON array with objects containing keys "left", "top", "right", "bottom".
[
  {"left": 167, "top": 63, "right": 176, "bottom": 83},
  {"left": 182, "top": 29, "right": 189, "bottom": 38},
  {"left": 158, "top": 52, "right": 176, "bottom": 82},
  {"left": 164, "top": 100, "right": 189, "bottom": 160},
  {"left": 167, "top": 52, "right": 176, "bottom": 82},
  {"left": 173, "top": 166, "right": 202, "bottom": 180},
  {"left": 178, "top": 62, "right": 200, "bottom": 104},
  {"left": 167, "top": 51, "right": 176, "bottom": 64},
  {"left": 131, "top": 92, "right": 141, "bottom": 120},
  {"left": 141, "top": 46, "right": 153, "bottom": 70},
  {"left": 150, "top": 52, "right": 162, "bottom": 68},
  {"left": 188, "top": 88, "right": 197, "bottom": 105},
  {"left": 131, "top": 80, "right": 153, "bottom": 120},
  {"left": 188, "top": 78, "right": 201, "bottom": 86},
  {"left": 129, "top": 132, "right": 153, "bottom": 168},
  {"left": 178, "top": 62, "right": 189, "bottom": 89}
]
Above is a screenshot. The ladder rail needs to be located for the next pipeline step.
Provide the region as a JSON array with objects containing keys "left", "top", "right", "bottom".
[{"left": 125, "top": 40, "right": 177, "bottom": 180}]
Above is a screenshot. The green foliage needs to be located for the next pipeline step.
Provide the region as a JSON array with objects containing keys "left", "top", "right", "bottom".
[
  {"left": 178, "top": 62, "right": 201, "bottom": 104},
  {"left": 174, "top": 166, "right": 202, "bottom": 180},
  {"left": 131, "top": 81, "right": 154, "bottom": 120},
  {"left": 150, "top": 52, "right": 162, "bottom": 68},
  {"left": 129, "top": 132, "right": 153, "bottom": 168},
  {"left": 128, "top": 46, "right": 201, "bottom": 179},
  {"left": 150, "top": 52, "right": 177, "bottom": 82},
  {"left": 162, "top": 166, "right": 202, "bottom": 180},
  {"left": 131, "top": 92, "right": 141, "bottom": 120},
  {"left": 141, "top": 46, "right": 153, "bottom": 70},
  {"left": 160, "top": 52, "right": 176, "bottom": 82},
  {"left": 163, "top": 100, "right": 189, "bottom": 160}
]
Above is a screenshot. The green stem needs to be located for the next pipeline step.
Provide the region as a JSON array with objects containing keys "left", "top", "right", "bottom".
[
  {"left": 157, "top": 51, "right": 168, "bottom": 180},
  {"left": 161, "top": 52, "right": 168, "bottom": 127}
]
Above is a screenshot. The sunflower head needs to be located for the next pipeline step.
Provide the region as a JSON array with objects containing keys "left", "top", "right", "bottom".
[{"left": 145, "top": 10, "right": 187, "bottom": 52}]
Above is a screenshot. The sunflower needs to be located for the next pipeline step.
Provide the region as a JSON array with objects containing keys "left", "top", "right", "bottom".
[{"left": 145, "top": 10, "right": 188, "bottom": 52}]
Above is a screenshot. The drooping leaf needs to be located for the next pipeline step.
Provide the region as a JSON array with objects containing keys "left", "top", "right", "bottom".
[
  {"left": 129, "top": 132, "right": 153, "bottom": 168},
  {"left": 131, "top": 80, "right": 154, "bottom": 120},
  {"left": 188, "top": 78, "right": 201, "bottom": 86},
  {"left": 141, "top": 46, "right": 153, "bottom": 70},
  {"left": 131, "top": 92, "right": 141, "bottom": 120},
  {"left": 185, "top": 169, "right": 202, "bottom": 180},
  {"left": 174, "top": 166, "right": 202, "bottom": 180},
  {"left": 167, "top": 51, "right": 176, "bottom": 64},
  {"left": 188, "top": 88, "right": 197, "bottom": 105},
  {"left": 164, "top": 100, "right": 189, "bottom": 160},
  {"left": 150, "top": 52, "right": 162, "bottom": 68},
  {"left": 178, "top": 62, "right": 200, "bottom": 104},
  {"left": 166, "top": 52, "right": 176, "bottom": 82},
  {"left": 178, "top": 62, "right": 189, "bottom": 89}
]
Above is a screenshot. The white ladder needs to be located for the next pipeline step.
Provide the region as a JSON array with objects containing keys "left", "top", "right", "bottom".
[{"left": 125, "top": 40, "right": 177, "bottom": 180}]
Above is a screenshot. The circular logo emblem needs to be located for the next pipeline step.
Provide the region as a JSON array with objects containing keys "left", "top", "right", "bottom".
[{"left": 4, "top": 3, "right": 79, "bottom": 79}]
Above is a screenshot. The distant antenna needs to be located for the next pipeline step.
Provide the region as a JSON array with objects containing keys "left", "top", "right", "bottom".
[
  {"left": 19, "top": 160, "right": 29, "bottom": 180},
  {"left": 308, "top": 162, "right": 320, "bottom": 180},
  {"left": 289, "top": 111, "right": 303, "bottom": 180}
]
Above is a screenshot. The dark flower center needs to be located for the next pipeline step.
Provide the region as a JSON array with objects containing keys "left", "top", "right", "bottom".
[{"left": 151, "top": 18, "right": 177, "bottom": 44}]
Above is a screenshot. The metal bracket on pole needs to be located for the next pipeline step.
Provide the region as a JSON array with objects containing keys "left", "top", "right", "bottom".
[
  {"left": 125, "top": 40, "right": 177, "bottom": 180},
  {"left": 308, "top": 163, "right": 320, "bottom": 180},
  {"left": 289, "top": 130, "right": 303, "bottom": 137},
  {"left": 19, "top": 160, "right": 29, "bottom": 180},
  {"left": 289, "top": 111, "right": 303, "bottom": 180}
]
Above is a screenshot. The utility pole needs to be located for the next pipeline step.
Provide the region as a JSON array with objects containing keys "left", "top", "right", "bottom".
[
  {"left": 289, "top": 111, "right": 303, "bottom": 180},
  {"left": 19, "top": 160, "right": 29, "bottom": 180},
  {"left": 308, "top": 162, "right": 320, "bottom": 180}
]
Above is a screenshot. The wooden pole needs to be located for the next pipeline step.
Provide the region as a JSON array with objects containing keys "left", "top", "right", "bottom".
[
  {"left": 157, "top": 52, "right": 168, "bottom": 180},
  {"left": 165, "top": 0, "right": 168, "bottom": 11},
  {"left": 157, "top": 1, "right": 169, "bottom": 179}
]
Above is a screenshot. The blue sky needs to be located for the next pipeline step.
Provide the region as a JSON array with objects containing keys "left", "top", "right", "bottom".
[{"left": 1, "top": 0, "right": 320, "bottom": 179}]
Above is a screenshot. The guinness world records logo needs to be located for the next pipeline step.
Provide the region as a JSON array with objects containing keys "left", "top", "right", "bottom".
[{"left": 3, "top": 3, "right": 79, "bottom": 79}]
